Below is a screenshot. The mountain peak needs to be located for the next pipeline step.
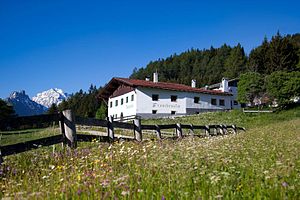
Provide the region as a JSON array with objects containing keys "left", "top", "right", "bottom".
[
  {"left": 32, "top": 88, "right": 69, "bottom": 108},
  {"left": 7, "top": 90, "right": 46, "bottom": 116}
]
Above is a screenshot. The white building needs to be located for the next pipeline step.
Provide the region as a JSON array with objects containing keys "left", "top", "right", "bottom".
[
  {"left": 99, "top": 73, "right": 240, "bottom": 119},
  {"left": 205, "top": 78, "right": 241, "bottom": 109}
]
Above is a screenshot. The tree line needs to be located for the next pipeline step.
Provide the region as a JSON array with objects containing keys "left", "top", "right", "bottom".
[
  {"left": 54, "top": 84, "right": 107, "bottom": 119},
  {"left": 131, "top": 43, "right": 247, "bottom": 87},
  {"left": 131, "top": 32, "right": 299, "bottom": 87}
]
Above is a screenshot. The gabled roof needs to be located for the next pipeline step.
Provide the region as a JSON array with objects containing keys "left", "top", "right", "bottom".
[{"left": 98, "top": 77, "right": 232, "bottom": 100}]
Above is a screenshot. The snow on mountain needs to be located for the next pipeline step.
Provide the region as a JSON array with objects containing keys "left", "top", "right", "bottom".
[
  {"left": 32, "top": 88, "right": 69, "bottom": 108},
  {"left": 7, "top": 90, "right": 47, "bottom": 116}
]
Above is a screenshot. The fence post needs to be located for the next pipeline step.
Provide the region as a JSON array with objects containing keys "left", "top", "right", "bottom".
[
  {"left": 219, "top": 125, "right": 224, "bottom": 135},
  {"left": 189, "top": 124, "right": 194, "bottom": 137},
  {"left": 155, "top": 125, "right": 162, "bottom": 140},
  {"left": 62, "top": 110, "right": 77, "bottom": 148},
  {"left": 205, "top": 125, "right": 210, "bottom": 136},
  {"left": 232, "top": 125, "right": 237, "bottom": 134},
  {"left": 59, "top": 112, "right": 66, "bottom": 147},
  {"left": 176, "top": 123, "right": 183, "bottom": 138},
  {"left": 134, "top": 118, "right": 142, "bottom": 142},
  {"left": 107, "top": 116, "right": 114, "bottom": 141}
]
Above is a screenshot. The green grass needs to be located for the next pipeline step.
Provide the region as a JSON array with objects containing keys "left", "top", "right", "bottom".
[
  {"left": 1, "top": 107, "right": 300, "bottom": 199},
  {"left": 0, "top": 127, "right": 59, "bottom": 146},
  {"left": 143, "top": 106, "right": 300, "bottom": 129}
]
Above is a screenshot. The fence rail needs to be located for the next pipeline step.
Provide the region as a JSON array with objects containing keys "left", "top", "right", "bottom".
[{"left": 0, "top": 110, "right": 245, "bottom": 163}]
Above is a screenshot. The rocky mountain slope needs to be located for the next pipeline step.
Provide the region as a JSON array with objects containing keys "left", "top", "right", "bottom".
[{"left": 7, "top": 91, "right": 46, "bottom": 116}]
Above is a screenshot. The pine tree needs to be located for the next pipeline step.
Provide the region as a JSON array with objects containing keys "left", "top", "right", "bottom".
[
  {"left": 267, "top": 32, "right": 299, "bottom": 73},
  {"left": 95, "top": 103, "right": 107, "bottom": 119},
  {"left": 47, "top": 103, "right": 58, "bottom": 114},
  {"left": 224, "top": 43, "right": 247, "bottom": 78},
  {"left": 0, "top": 99, "right": 16, "bottom": 120}
]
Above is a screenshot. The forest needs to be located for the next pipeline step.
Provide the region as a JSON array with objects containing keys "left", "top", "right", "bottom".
[{"left": 130, "top": 32, "right": 300, "bottom": 87}]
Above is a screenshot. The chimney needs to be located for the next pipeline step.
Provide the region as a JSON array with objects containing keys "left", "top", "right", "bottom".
[
  {"left": 145, "top": 76, "right": 150, "bottom": 81},
  {"left": 221, "top": 78, "right": 229, "bottom": 92},
  {"left": 153, "top": 72, "right": 158, "bottom": 83},
  {"left": 191, "top": 79, "right": 196, "bottom": 88}
]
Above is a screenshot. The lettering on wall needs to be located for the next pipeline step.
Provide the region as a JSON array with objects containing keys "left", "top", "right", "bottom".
[{"left": 153, "top": 103, "right": 180, "bottom": 109}]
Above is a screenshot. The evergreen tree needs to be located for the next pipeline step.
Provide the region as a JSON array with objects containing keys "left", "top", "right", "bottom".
[
  {"left": 248, "top": 37, "right": 269, "bottom": 74},
  {"left": 224, "top": 43, "right": 247, "bottom": 78},
  {"left": 0, "top": 99, "right": 16, "bottom": 120},
  {"left": 95, "top": 103, "right": 107, "bottom": 120},
  {"left": 267, "top": 32, "right": 298, "bottom": 73},
  {"left": 248, "top": 33, "right": 299, "bottom": 74},
  {"left": 58, "top": 85, "right": 102, "bottom": 118},
  {"left": 47, "top": 103, "right": 58, "bottom": 114}
]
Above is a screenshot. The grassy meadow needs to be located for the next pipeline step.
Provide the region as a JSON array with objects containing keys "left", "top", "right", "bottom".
[{"left": 0, "top": 107, "right": 300, "bottom": 199}]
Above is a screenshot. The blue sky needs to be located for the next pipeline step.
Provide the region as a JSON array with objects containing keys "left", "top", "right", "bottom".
[{"left": 1, "top": 0, "right": 299, "bottom": 98}]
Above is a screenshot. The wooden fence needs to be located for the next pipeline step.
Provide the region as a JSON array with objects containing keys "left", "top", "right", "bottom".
[{"left": 0, "top": 110, "right": 245, "bottom": 163}]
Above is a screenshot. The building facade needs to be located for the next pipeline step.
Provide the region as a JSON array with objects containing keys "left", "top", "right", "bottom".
[{"left": 99, "top": 73, "right": 240, "bottom": 119}]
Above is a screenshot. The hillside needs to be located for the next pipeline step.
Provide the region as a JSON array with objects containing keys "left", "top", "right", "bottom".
[
  {"left": 130, "top": 33, "right": 300, "bottom": 87},
  {"left": 1, "top": 107, "right": 300, "bottom": 199}
]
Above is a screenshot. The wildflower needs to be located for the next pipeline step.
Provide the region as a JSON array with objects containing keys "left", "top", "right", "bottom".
[
  {"left": 77, "top": 189, "right": 82, "bottom": 195},
  {"left": 162, "top": 195, "right": 166, "bottom": 200},
  {"left": 282, "top": 181, "right": 288, "bottom": 187},
  {"left": 121, "top": 190, "right": 129, "bottom": 196},
  {"left": 137, "top": 189, "right": 143, "bottom": 193},
  {"left": 236, "top": 184, "right": 242, "bottom": 191}
]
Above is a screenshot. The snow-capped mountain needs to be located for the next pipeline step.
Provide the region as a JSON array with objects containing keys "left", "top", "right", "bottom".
[
  {"left": 7, "top": 90, "right": 47, "bottom": 116},
  {"left": 32, "top": 88, "right": 69, "bottom": 108}
]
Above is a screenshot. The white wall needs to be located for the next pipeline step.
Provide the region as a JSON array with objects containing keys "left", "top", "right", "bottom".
[
  {"left": 108, "top": 90, "right": 136, "bottom": 118},
  {"left": 136, "top": 87, "right": 186, "bottom": 116},
  {"left": 136, "top": 87, "right": 232, "bottom": 118},
  {"left": 185, "top": 92, "right": 232, "bottom": 110}
]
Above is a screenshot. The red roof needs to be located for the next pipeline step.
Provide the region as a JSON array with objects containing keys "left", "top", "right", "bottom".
[{"left": 99, "top": 77, "right": 232, "bottom": 100}]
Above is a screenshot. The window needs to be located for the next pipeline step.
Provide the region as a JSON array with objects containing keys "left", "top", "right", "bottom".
[
  {"left": 115, "top": 100, "right": 118, "bottom": 106},
  {"left": 131, "top": 94, "right": 134, "bottom": 101},
  {"left": 126, "top": 96, "right": 128, "bottom": 103},
  {"left": 219, "top": 99, "right": 225, "bottom": 106},
  {"left": 171, "top": 111, "right": 176, "bottom": 115},
  {"left": 171, "top": 95, "right": 177, "bottom": 102},
  {"left": 110, "top": 101, "right": 112, "bottom": 108},
  {"left": 152, "top": 94, "right": 159, "bottom": 101},
  {"left": 211, "top": 98, "right": 217, "bottom": 105},
  {"left": 234, "top": 100, "right": 238, "bottom": 105},
  {"left": 152, "top": 110, "right": 157, "bottom": 114},
  {"left": 194, "top": 97, "right": 200, "bottom": 104},
  {"left": 121, "top": 98, "right": 124, "bottom": 105}
]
